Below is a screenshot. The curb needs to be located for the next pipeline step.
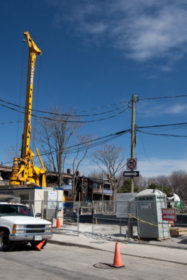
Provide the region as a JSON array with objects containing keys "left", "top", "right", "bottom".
[
  {"left": 48, "top": 239, "right": 103, "bottom": 251},
  {"left": 48, "top": 239, "right": 187, "bottom": 266},
  {"left": 51, "top": 230, "right": 187, "bottom": 251}
]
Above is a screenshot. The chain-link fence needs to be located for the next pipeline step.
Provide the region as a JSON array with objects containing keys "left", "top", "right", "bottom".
[{"left": 11, "top": 198, "right": 187, "bottom": 240}]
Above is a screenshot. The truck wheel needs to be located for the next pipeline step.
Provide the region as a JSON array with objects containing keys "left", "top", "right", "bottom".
[{"left": 0, "top": 231, "right": 10, "bottom": 251}]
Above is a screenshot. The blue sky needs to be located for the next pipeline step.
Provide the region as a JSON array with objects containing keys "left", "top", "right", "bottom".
[{"left": 1, "top": 0, "right": 187, "bottom": 178}]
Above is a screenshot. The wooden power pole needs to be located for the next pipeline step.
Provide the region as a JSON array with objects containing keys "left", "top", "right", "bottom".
[{"left": 130, "top": 94, "right": 136, "bottom": 193}]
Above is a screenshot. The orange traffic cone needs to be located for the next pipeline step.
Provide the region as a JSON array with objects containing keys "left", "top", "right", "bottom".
[
  {"left": 113, "top": 242, "right": 124, "bottom": 268},
  {"left": 36, "top": 240, "right": 46, "bottom": 251},
  {"left": 56, "top": 217, "right": 61, "bottom": 229}
]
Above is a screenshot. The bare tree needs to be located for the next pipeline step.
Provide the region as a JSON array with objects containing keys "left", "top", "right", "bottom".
[
  {"left": 169, "top": 171, "right": 187, "bottom": 200},
  {"left": 134, "top": 175, "right": 148, "bottom": 191},
  {"left": 136, "top": 171, "right": 187, "bottom": 200},
  {"left": 118, "top": 174, "right": 147, "bottom": 193},
  {"left": 39, "top": 108, "right": 79, "bottom": 187},
  {"left": 6, "top": 146, "right": 20, "bottom": 162},
  {"left": 147, "top": 175, "right": 171, "bottom": 193},
  {"left": 88, "top": 171, "right": 104, "bottom": 179},
  {"left": 92, "top": 144, "right": 125, "bottom": 203},
  {"left": 71, "top": 135, "right": 93, "bottom": 202}
]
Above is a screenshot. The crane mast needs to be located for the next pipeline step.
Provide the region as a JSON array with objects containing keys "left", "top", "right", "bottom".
[
  {"left": 10, "top": 32, "right": 46, "bottom": 187},
  {"left": 22, "top": 31, "right": 41, "bottom": 159}
]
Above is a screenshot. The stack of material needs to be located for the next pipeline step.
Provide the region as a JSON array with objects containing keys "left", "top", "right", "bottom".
[{"left": 170, "top": 227, "right": 187, "bottom": 237}]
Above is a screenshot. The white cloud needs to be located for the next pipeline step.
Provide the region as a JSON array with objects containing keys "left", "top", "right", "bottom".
[
  {"left": 48, "top": 0, "right": 187, "bottom": 63},
  {"left": 139, "top": 158, "right": 187, "bottom": 177},
  {"left": 79, "top": 161, "right": 100, "bottom": 176},
  {"left": 137, "top": 102, "right": 187, "bottom": 117},
  {"left": 82, "top": 22, "right": 108, "bottom": 36},
  {"left": 168, "top": 104, "right": 187, "bottom": 114}
]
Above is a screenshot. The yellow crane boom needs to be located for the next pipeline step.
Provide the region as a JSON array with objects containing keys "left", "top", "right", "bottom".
[
  {"left": 22, "top": 31, "right": 41, "bottom": 159},
  {"left": 10, "top": 32, "right": 46, "bottom": 187}
]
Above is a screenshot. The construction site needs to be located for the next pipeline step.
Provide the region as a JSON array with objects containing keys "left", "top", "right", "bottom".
[
  {"left": 0, "top": 31, "right": 186, "bottom": 237},
  {"left": 2, "top": 0, "right": 187, "bottom": 278}
]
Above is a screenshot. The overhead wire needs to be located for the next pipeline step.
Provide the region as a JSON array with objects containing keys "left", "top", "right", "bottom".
[
  {"left": 136, "top": 121, "right": 187, "bottom": 137},
  {"left": 39, "top": 128, "right": 129, "bottom": 156},
  {"left": 0, "top": 121, "right": 21, "bottom": 125},
  {"left": 3, "top": 93, "right": 187, "bottom": 165},
  {"left": 2, "top": 93, "right": 187, "bottom": 122},
  {"left": 60, "top": 97, "right": 131, "bottom": 114},
  {"left": 0, "top": 101, "right": 130, "bottom": 123},
  {"left": 137, "top": 122, "right": 187, "bottom": 129},
  {"left": 138, "top": 94, "right": 187, "bottom": 102},
  {"left": 32, "top": 105, "right": 130, "bottom": 123},
  {"left": 2, "top": 119, "right": 187, "bottom": 166},
  {"left": 2, "top": 92, "right": 187, "bottom": 116},
  {"left": 137, "top": 129, "right": 187, "bottom": 138},
  {"left": 0, "top": 128, "right": 130, "bottom": 166},
  {"left": 0, "top": 97, "right": 130, "bottom": 118}
]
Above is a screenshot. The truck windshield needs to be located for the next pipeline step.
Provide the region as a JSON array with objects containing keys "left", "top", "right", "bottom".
[{"left": 0, "top": 205, "right": 33, "bottom": 217}]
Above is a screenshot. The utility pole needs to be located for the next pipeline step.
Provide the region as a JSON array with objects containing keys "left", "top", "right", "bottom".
[
  {"left": 130, "top": 94, "right": 136, "bottom": 193},
  {"left": 128, "top": 94, "right": 137, "bottom": 239}
]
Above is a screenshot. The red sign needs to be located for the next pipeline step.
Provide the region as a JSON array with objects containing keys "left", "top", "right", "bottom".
[
  {"left": 127, "top": 158, "right": 137, "bottom": 170},
  {"left": 162, "top": 208, "right": 176, "bottom": 221}
]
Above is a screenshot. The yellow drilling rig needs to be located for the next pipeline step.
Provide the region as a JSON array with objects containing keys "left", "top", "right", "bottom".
[{"left": 10, "top": 32, "right": 46, "bottom": 187}]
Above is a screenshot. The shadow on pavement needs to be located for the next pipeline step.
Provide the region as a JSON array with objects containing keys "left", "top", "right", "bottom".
[{"left": 178, "top": 238, "right": 187, "bottom": 244}]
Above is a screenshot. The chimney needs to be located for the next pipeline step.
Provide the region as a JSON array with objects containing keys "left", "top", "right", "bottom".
[
  {"left": 67, "top": 169, "right": 72, "bottom": 175},
  {"left": 76, "top": 171, "right": 80, "bottom": 177}
]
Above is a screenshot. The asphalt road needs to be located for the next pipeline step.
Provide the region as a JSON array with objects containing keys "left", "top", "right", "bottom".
[{"left": 0, "top": 243, "right": 186, "bottom": 280}]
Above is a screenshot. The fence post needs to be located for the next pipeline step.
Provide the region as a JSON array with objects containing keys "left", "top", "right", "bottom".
[
  {"left": 127, "top": 202, "right": 133, "bottom": 238},
  {"left": 92, "top": 207, "right": 94, "bottom": 234},
  {"left": 77, "top": 206, "right": 80, "bottom": 236},
  {"left": 41, "top": 200, "right": 43, "bottom": 219}
]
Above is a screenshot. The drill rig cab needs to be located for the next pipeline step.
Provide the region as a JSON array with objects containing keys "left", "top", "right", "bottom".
[{"left": 10, "top": 32, "right": 46, "bottom": 187}]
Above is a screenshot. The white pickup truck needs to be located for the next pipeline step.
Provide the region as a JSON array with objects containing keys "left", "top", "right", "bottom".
[{"left": 0, "top": 202, "right": 52, "bottom": 251}]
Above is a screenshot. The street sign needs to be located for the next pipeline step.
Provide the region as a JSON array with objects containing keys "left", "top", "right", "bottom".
[
  {"left": 162, "top": 208, "right": 176, "bottom": 221},
  {"left": 127, "top": 158, "right": 137, "bottom": 170},
  {"left": 123, "top": 171, "right": 139, "bottom": 177}
]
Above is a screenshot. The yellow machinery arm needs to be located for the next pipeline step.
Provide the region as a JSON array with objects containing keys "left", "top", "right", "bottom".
[
  {"left": 10, "top": 32, "right": 46, "bottom": 187},
  {"left": 22, "top": 31, "right": 41, "bottom": 159}
]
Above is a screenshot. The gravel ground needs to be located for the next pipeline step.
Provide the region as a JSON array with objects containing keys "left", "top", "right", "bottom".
[{"left": 57, "top": 222, "right": 187, "bottom": 249}]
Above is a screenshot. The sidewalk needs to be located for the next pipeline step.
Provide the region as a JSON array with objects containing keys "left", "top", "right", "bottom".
[{"left": 49, "top": 228, "right": 187, "bottom": 266}]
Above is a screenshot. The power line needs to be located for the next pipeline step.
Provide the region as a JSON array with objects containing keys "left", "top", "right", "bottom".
[
  {"left": 1, "top": 128, "right": 130, "bottom": 166},
  {"left": 73, "top": 98, "right": 131, "bottom": 113},
  {"left": 2, "top": 92, "right": 187, "bottom": 122},
  {"left": 0, "top": 97, "right": 130, "bottom": 118},
  {"left": 0, "top": 101, "right": 130, "bottom": 123},
  {"left": 138, "top": 94, "right": 187, "bottom": 102},
  {"left": 137, "top": 122, "right": 187, "bottom": 129},
  {"left": 2, "top": 93, "right": 187, "bottom": 119},
  {"left": 137, "top": 129, "right": 187, "bottom": 138},
  {"left": 3, "top": 119, "right": 187, "bottom": 166},
  {"left": 0, "top": 121, "right": 21, "bottom": 125},
  {"left": 40, "top": 129, "right": 130, "bottom": 156},
  {"left": 32, "top": 105, "right": 130, "bottom": 123},
  {"left": 136, "top": 121, "right": 187, "bottom": 137}
]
